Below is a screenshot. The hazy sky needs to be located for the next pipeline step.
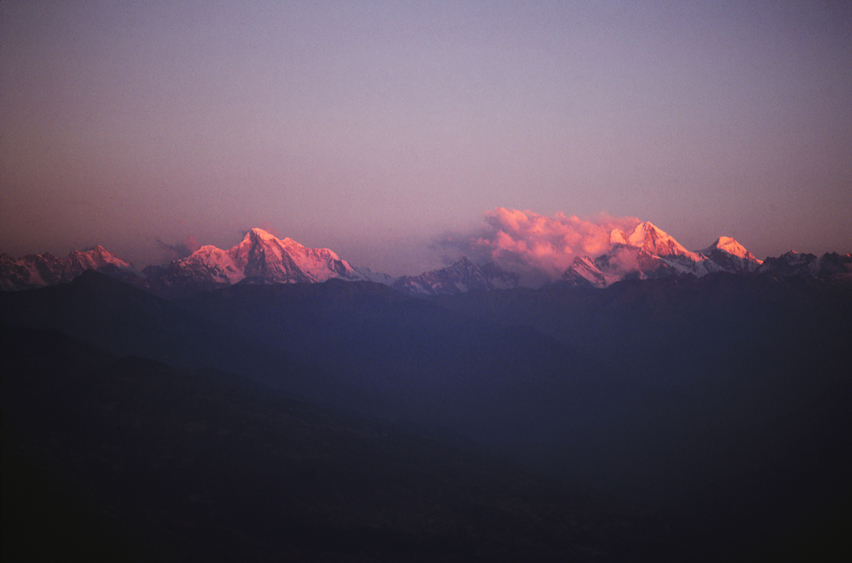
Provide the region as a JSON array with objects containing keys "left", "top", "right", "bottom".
[{"left": 2, "top": 0, "right": 851, "bottom": 275}]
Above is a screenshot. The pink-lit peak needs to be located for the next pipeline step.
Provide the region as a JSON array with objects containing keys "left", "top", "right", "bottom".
[
  {"left": 611, "top": 222, "right": 693, "bottom": 258},
  {"left": 712, "top": 237, "right": 752, "bottom": 259}
]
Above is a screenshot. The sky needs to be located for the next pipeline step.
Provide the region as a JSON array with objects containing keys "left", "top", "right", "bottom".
[{"left": 2, "top": 0, "right": 851, "bottom": 276}]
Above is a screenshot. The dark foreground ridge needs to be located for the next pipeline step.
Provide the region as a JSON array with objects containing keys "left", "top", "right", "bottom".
[
  {"left": 2, "top": 272, "right": 851, "bottom": 561},
  {"left": 3, "top": 327, "right": 669, "bottom": 562}
]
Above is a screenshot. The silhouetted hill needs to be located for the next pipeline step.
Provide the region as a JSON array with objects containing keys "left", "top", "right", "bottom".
[
  {"left": 430, "top": 272, "right": 852, "bottom": 559},
  {"left": 0, "top": 270, "right": 319, "bottom": 394},
  {"left": 2, "top": 328, "right": 665, "bottom": 562},
  {"left": 2, "top": 272, "right": 850, "bottom": 559},
  {"left": 177, "top": 279, "right": 654, "bottom": 494}
]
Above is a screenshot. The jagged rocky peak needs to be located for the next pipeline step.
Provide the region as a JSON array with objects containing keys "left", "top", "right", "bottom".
[
  {"left": 697, "top": 237, "right": 762, "bottom": 273},
  {"left": 243, "top": 228, "right": 344, "bottom": 260},
  {"left": 392, "top": 256, "right": 519, "bottom": 296},
  {"left": 0, "top": 228, "right": 375, "bottom": 297},
  {"left": 170, "top": 228, "right": 361, "bottom": 287},
  {"left": 0, "top": 246, "right": 140, "bottom": 291},
  {"left": 354, "top": 267, "right": 396, "bottom": 286},
  {"left": 562, "top": 226, "right": 768, "bottom": 288},
  {"left": 610, "top": 221, "right": 694, "bottom": 258},
  {"left": 756, "top": 250, "right": 817, "bottom": 274},
  {"left": 816, "top": 252, "right": 852, "bottom": 283},
  {"left": 2, "top": 225, "right": 849, "bottom": 296},
  {"left": 479, "top": 261, "right": 521, "bottom": 289},
  {"left": 755, "top": 250, "right": 843, "bottom": 279},
  {"left": 708, "top": 237, "right": 750, "bottom": 258},
  {"left": 246, "top": 227, "right": 278, "bottom": 241},
  {"left": 68, "top": 246, "right": 134, "bottom": 271},
  {"left": 445, "top": 256, "right": 478, "bottom": 274},
  {"left": 700, "top": 237, "right": 760, "bottom": 261},
  {"left": 559, "top": 256, "right": 609, "bottom": 288}
]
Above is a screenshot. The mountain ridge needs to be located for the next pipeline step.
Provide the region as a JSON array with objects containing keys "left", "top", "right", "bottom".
[
  {"left": 560, "top": 223, "right": 767, "bottom": 288},
  {"left": 392, "top": 256, "right": 520, "bottom": 296},
  {"left": 3, "top": 225, "right": 850, "bottom": 296},
  {"left": 1, "top": 246, "right": 139, "bottom": 291}
]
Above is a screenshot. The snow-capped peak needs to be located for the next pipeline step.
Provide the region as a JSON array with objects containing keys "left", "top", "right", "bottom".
[
  {"left": 610, "top": 229, "right": 628, "bottom": 246},
  {"left": 174, "top": 245, "right": 243, "bottom": 284},
  {"left": 609, "top": 222, "right": 701, "bottom": 262},
  {"left": 68, "top": 246, "right": 135, "bottom": 270},
  {"left": 630, "top": 222, "right": 694, "bottom": 257},
  {"left": 151, "top": 228, "right": 363, "bottom": 290},
  {"left": 245, "top": 227, "right": 278, "bottom": 241},
  {"left": 699, "top": 237, "right": 761, "bottom": 263},
  {"left": 560, "top": 256, "right": 612, "bottom": 288}
]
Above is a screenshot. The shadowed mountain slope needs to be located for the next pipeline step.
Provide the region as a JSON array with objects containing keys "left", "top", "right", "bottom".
[
  {"left": 2, "top": 327, "right": 667, "bottom": 562},
  {"left": 176, "top": 280, "right": 652, "bottom": 486},
  {"left": 429, "top": 273, "right": 852, "bottom": 555},
  {"left": 2, "top": 272, "right": 850, "bottom": 560},
  {"left": 0, "top": 270, "right": 321, "bottom": 396}
]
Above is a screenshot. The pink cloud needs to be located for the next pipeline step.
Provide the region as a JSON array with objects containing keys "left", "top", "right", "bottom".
[
  {"left": 156, "top": 235, "right": 202, "bottom": 262},
  {"left": 440, "top": 208, "right": 641, "bottom": 285}
]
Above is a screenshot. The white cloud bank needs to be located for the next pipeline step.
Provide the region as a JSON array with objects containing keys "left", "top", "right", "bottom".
[{"left": 438, "top": 208, "right": 641, "bottom": 285}]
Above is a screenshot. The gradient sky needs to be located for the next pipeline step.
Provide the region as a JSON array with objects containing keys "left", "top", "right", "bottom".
[{"left": 2, "top": 0, "right": 851, "bottom": 276}]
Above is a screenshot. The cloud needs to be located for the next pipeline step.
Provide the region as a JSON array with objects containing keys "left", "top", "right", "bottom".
[
  {"left": 156, "top": 235, "right": 201, "bottom": 262},
  {"left": 438, "top": 208, "right": 640, "bottom": 285}
]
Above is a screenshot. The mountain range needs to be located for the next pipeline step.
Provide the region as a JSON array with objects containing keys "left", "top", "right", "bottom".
[
  {"left": 559, "top": 222, "right": 764, "bottom": 288},
  {"left": 2, "top": 223, "right": 850, "bottom": 296},
  {"left": 0, "top": 245, "right": 139, "bottom": 291},
  {"left": 391, "top": 256, "right": 521, "bottom": 296},
  {"left": 2, "top": 227, "right": 851, "bottom": 560}
]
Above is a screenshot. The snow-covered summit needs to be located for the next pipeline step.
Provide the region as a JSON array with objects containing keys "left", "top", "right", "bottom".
[
  {"left": 562, "top": 225, "right": 767, "bottom": 287},
  {"left": 611, "top": 222, "right": 701, "bottom": 261},
  {"left": 160, "top": 228, "right": 362, "bottom": 289},
  {"left": 2, "top": 224, "right": 846, "bottom": 296},
  {"left": 702, "top": 237, "right": 756, "bottom": 260},
  {"left": 698, "top": 237, "right": 762, "bottom": 273},
  {"left": 559, "top": 256, "right": 613, "bottom": 288}
]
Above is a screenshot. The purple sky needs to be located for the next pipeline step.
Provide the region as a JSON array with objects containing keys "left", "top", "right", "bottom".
[{"left": 2, "top": 1, "right": 851, "bottom": 276}]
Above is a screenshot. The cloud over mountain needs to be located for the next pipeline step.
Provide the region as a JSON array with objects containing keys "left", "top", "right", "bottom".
[
  {"left": 156, "top": 236, "right": 201, "bottom": 262},
  {"left": 438, "top": 208, "right": 641, "bottom": 285}
]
